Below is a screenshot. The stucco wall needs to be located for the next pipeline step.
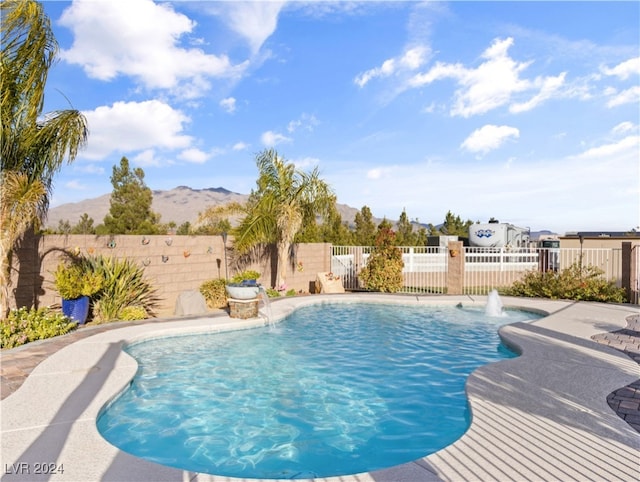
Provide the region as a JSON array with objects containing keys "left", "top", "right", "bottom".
[{"left": 9, "top": 233, "right": 331, "bottom": 317}]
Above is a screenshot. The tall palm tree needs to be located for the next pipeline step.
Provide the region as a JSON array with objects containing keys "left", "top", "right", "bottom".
[
  {"left": 0, "top": 172, "right": 45, "bottom": 317},
  {"left": 234, "top": 149, "right": 335, "bottom": 290},
  {"left": 1, "top": 0, "right": 88, "bottom": 317}
]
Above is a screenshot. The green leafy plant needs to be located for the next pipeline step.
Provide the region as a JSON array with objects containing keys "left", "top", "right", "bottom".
[
  {"left": 54, "top": 261, "right": 104, "bottom": 299},
  {"left": 87, "top": 255, "right": 159, "bottom": 323},
  {"left": 1, "top": 307, "right": 77, "bottom": 349},
  {"left": 200, "top": 279, "right": 228, "bottom": 309},
  {"left": 230, "top": 270, "right": 261, "bottom": 284},
  {"left": 118, "top": 306, "right": 148, "bottom": 321},
  {"left": 359, "top": 227, "right": 404, "bottom": 292},
  {"left": 503, "top": 261, "right": 626, "bottom": 303},
  {"left": 285, "top": 289, "right": 297, "bottom": 296},
  {"left": 265, "top": 287, "right": 281, "bottom": 298}
]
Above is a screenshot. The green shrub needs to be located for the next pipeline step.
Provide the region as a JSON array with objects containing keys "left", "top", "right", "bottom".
[
  {"left": 503, "top": 262, "right": 626, "bottom": 303},
  {"left": 200, "top": 279, "right": 228, "bottom": 309},
  {"left": 88, "top": 256, "right": 159, "bottom": 323},
  {"left": 1, "top": 307, "right": 77, "bottom": 349},
  {"left": 118, "top": 306, "right": 148, "bottom": 321},
  {"left": 54, "top": 260, "right": 104, "bottom": 299},
  {"left": 285, "top": 289, "right": 297, "bottom": 297},
  {"left": 230, "top": 270, "right": 261, "bottom": 283},
  {"left": 265, "top": 287, "right": 280, "bottom": 298},
  {"left": 359, "top": 227, "right": 404, "bottom": 292}
]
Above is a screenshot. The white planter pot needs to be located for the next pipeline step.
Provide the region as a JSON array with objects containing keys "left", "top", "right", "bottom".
[{"left": 225, "top": 285, "right": 260, "bottom": 300}]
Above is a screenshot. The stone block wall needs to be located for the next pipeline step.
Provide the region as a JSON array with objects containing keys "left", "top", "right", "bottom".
[{"left": 9, "top": 233, "right": 331, "bottom": 317}]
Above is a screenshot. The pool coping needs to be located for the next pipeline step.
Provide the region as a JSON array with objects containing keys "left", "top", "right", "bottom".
[{"left": 1, "top": 294, "right": 639, "bottom": 482}]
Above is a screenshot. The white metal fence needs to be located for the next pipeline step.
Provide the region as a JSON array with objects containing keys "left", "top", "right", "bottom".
[
  {"left": 331, "top": 246, "right": 629, "bottom": 298},
  {"left": 331, "top": 246, "right": 448, "bottom": 293}
]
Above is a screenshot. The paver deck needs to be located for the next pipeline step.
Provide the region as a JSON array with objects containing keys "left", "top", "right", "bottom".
[{"left": 1, "top": 294, "right": 639, "bottom": 482}]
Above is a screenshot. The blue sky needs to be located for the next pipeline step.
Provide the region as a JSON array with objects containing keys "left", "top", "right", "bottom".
[{"left": 41, "top": 1, "right": 639, "bottom": 234}]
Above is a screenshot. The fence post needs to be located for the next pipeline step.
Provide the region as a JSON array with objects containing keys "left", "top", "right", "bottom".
[
  {"left": 446, "top": 241, "right": 464, "bottom": 295},
  {"left": 621, "top": 242, "right": 631, "bottom": 302}
]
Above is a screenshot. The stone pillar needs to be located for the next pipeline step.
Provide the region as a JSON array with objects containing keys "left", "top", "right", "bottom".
[
  {"left": 446, "top": 241, "right": 464, "bottom": 295},
  {"left": 228, "top": 298, "right": 259, "bottom": 319}
]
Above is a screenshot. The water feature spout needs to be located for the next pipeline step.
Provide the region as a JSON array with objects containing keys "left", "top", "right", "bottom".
[
  {"left": 485, "top": 289, "right": 504, "bottom": 317},
  {"left": 258, "top": 286, "right": 274, "bottom": 328}
]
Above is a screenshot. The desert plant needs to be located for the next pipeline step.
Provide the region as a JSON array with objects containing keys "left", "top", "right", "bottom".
[
  {"left": 1, "top": 307, "right": 76, "bottom": 349},
  {"left": 54, "top": 260, "right": 104, "bottom": 299},
  {"left": 200, "top": 279, "right": 228, "bottom": 309},
  {"left": 230, "top": 270, "right": 261, "bottom": 284},
  {"left": 88, "top": 255, "right": 159, "bottom": 322},
  {"left": 359, "top": 226, "right": 404, "bottom": 292},
  {"left": 118, "top": 306, "right": 148, "bottom": 321},
  {"left": 503, "top": 262, "right": 626, "bottom": 303},
  {"left": 265, "top": 287, "right": 281, "bottom": 298}
]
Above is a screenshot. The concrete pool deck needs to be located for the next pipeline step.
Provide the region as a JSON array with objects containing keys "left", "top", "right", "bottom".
[{"left": 1, "top": 294, "right": 638, "bottom": 482}]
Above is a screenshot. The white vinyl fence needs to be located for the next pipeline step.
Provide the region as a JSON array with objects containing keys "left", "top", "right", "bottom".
[{"left": 332, "top": 246, "right": 627, "bottom": 297}]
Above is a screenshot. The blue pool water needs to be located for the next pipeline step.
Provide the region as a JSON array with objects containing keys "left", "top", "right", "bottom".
[{"left": 97, "top": 302, "right": 541, "bottom": 479}]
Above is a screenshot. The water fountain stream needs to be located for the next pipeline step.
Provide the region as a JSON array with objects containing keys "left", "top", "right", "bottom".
[
  {"left": 258, "top": 286, "right": 274, "bottom": 328},
  {"left": 485, "top": 289, "right": 505, "bottom": 317}
]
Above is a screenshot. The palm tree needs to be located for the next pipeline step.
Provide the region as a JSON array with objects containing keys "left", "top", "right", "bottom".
[
  {"left": 233, "top": 149, "right": 335, "bottom": 290},
  {"left": 1, "top": 0, "right": 89, "bottom": 317}
]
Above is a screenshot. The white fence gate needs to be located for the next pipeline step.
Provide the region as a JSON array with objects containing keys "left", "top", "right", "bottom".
[{"left": 331, "top": 246, "right": 629, "bottom": 298}]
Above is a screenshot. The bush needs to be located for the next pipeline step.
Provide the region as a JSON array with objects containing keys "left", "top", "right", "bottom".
[
  {"left": 200, "top": 279, "right": 228, "bottom": 309},
  {"left": 88, "top": 256, "right": 159, "bottom": 323},
  {"left": 54, "top": 259, "right": 104, "bottom": 299},
  {"left": 265, "top": 287, "right": 281, "bottom": 298},
  {"left": 230, "top": 270, "right": 261, "bottom": 284},
  {"left": 1, "top": 307, "right": 77, "bottom": 349},
  {"left": 118, "top": 306, "right": 148, "bottom": 321},
  {"left": 503, "top": 262, "right": 626, "bottom": 303},
  {"left": 359, "top": 227, "right": 404, "bottom": 292}
]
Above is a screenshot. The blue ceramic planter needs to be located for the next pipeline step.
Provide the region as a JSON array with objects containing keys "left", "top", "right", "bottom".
[{"left": 62, "top": 296, "right": 90, "bottom": 325}]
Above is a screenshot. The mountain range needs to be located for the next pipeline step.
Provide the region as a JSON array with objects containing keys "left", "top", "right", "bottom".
[
  {"left": 46, "top": 185, "right": 556, "bottom": 238},
  {"left": 46, "top": 186, "right": 369, "bottom": 229}
]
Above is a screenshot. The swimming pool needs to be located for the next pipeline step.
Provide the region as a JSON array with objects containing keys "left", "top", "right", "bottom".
[{"left": 97, "top": 302, "right": 541, "bottom": 479}]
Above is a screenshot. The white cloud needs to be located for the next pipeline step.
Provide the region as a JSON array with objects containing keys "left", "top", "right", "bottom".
[
  {"left": 366, "top": 167, "right": 395, "bottom": 180},
  {"left": 354, "top": 46, "right": 429, "bottom": 87},
  {"left": 232, "top": 142, "right": 249, "bottom": 151},
  {"left": 461, "top": 125, "right": 520, "bottom": 154},
  {"left": 207, "top": 1, "right": 286, "bottom": 54},
  {"left": 59, "top": 0, "right": 245, "bottom": 98},
  {"left": 81, "top": 100, "right": 193, "bottom": 161},
  {"left": 178, "top": 148, "right": 209, "bottom": 164},
  {"left": 287, "top": 113, "right": 319, "bottom": 133},
  {"left": 133, "top": 149, "right": 161, "bottom": 167},
  {"left": 64, "top": 180, "right": 87, "bottom": 190},
  {"left": 406, "top": 37, "right": 571, "bottom": 117},
  {"left": 293, "top": 156, "right": 320, "bottom": 170},
  {"left": 569, "top": 134, "right": 640, "bottom": 162},
  {"left": 606, "top": 85, "right": 640, "bottom": 108},
  {"left": 220, "top": 97, "right": 237, "bottom": 113},
  {"left": 510, "top": 72, "right": 566, "bottom": 113},
  {"left": 261, "top": 130, "right": 292, "bottom": 147},
  {"left": 601, "top": 56, "right": 640, "bottom": 80},
  {"left": 611, "top": 121, "right": 636, "bottom": 136}
]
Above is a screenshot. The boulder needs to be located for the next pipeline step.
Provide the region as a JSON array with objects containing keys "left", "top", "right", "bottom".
[{"left": 174, "top": 290, "right": 208, "bottom": 316}]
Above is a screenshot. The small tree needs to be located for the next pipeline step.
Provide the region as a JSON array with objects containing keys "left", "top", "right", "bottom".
[
  {"left": 359, "top": 226, "right": 404, "bottom": 292},
  {"left": 100, "top": 157, "right": 160, "bottom": 234},
  {"left": 353, "top": 206, "right": 376, "bottom": 245},
  {"left": 439, "top": 211, "right": 473, "bottom": 237},
  {"left": 396, "top": 209, "right": 418, "bottom": 246},
  {"left": 71, "top": 213, "right": 95, "bottom": 234}
]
